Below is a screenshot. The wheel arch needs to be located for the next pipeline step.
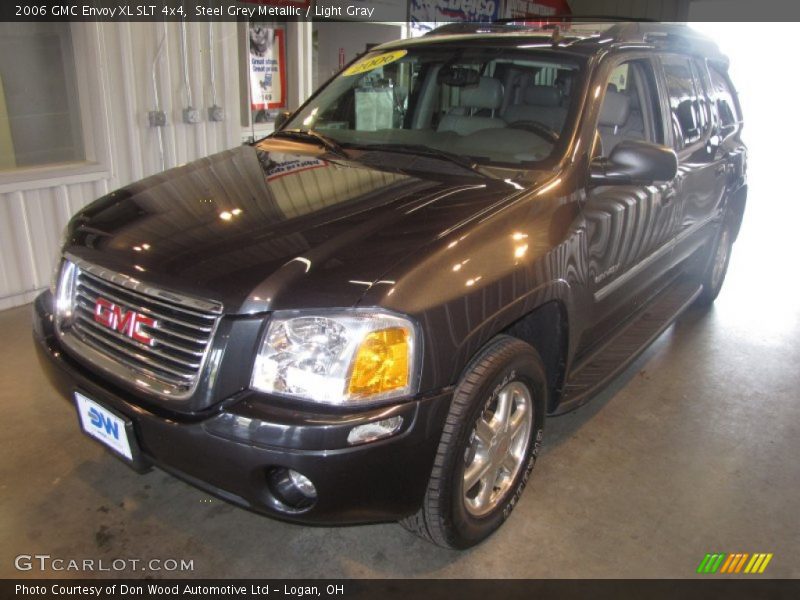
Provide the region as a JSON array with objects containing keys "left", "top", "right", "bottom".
[
  {"left": 448, "top": 280, "right": 572, "bottom": 415},
  {"left": 502, "top": 300, "right": 568, "bottom": 414}
]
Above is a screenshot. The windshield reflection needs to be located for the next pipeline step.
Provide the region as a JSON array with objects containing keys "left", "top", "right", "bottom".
[{"left": 284, "top": 44, "right": 583, "bottom": 168}]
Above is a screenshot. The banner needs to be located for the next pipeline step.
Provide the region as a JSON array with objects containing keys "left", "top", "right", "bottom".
[
  {"left": 410, "top": 0, "right": 500, "bottom": 36},
  {"left": 248, "top": 25, "right": 286, "bottom": 111}
]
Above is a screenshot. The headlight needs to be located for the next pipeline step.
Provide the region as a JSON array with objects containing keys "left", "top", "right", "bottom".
[{"left": 251, "top": 310, "right": 419, "bottom": 405}]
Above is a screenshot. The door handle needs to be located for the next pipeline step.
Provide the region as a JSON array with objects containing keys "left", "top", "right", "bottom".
[{"left": 661, "top": 188, "right": 677, "bottom": 206}]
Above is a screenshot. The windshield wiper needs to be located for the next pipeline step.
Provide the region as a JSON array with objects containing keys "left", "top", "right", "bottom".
[
  {"left": 352, "top": 143, "right": 494, "bottom": 178},
  {"left": 269, "top": 129, "right": 349, "bottom": 158}
]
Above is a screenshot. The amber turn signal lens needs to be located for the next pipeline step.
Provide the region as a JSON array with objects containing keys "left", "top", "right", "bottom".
[{"left": 348, "top": 327, "right": 410, "bottom": 397}]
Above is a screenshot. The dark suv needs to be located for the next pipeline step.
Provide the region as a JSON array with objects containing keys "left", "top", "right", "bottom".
[{"left": 34, "top": 22, "right": 746, "bottom": 548}]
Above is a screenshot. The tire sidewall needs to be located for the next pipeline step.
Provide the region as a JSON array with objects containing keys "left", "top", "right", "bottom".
[
  {"left": 701, "top": 219, "right": 734, "bottom": 303},
  {"left": 711, "top": 222, "right": 733, "bottom": 293},
  {"left": 444, "top": 348, "right": 546, "bottom": 548}
]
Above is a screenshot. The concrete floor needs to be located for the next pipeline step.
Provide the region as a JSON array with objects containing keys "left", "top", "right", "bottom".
[{"left": 1, "top": 183, "right": 799, "bottom": 578}]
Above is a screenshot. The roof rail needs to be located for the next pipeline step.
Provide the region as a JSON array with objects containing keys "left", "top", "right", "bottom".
[
  {"left": 423, "top": 22, "right": 532, "bottom": 37},
  {"left": 420, "top": 20, "right": 722, "bottom": 60},
  {"left": 424, "top": 15, "right": 658, "bottom": 37},
  {"left": 494, "top": 15, "right": 657, "bottom": 24}
]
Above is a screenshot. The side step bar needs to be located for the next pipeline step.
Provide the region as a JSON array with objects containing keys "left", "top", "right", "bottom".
[{"left": 555, "top": 277, "right": 703, "bottom": 415}]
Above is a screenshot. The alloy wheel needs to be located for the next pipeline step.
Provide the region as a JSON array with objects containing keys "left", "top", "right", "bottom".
[{"left": 463, "top": 381, "right": 533, "bottom": 516}]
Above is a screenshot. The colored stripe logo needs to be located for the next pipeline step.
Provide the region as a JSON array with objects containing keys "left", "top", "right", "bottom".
[{"left": 697, "top": 553, "right": 773, "bottom": 574}]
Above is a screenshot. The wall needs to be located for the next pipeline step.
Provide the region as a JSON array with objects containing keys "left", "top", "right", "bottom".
[
  {"left": 313, "top": 22, "right": 403, "bottom": 91},
  {"left": 0, "top": 21, "right": 242, "bottom": 310}
]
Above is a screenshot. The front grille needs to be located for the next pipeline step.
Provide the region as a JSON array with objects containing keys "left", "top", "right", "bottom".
[{"left": 57, "top": 257, "right": 222, "bottom": 399}]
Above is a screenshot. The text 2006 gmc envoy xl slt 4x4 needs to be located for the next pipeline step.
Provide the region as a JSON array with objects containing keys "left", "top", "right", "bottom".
[{"left": 34, "top": 22, "right": 746, "bottom": 548}]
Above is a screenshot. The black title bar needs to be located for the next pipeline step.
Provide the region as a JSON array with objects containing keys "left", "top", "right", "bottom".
[
  {"left": 5, "top": 579, "right": 800, "bottom": 600},
  {"left": 3, "top": 0, "right": 800, "bottom": 22}
]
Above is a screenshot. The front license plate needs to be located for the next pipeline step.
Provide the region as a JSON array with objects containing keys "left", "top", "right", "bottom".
[{"left": 75, "top": 392, "right": 133, "bottom": 461}]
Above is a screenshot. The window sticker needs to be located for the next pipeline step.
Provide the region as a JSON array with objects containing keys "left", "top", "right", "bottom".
[{"left": 343, "top": 50, "right": 408, "bottom": 77}]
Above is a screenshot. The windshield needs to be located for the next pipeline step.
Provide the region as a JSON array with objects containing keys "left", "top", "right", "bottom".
[{"left": 284, "top": 44, "right": 584, "bottom": 168}]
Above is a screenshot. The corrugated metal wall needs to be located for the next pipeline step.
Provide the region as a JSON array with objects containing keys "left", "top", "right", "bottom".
[{"left": 0, "top": 22, "right": 241, "bottom": 310}]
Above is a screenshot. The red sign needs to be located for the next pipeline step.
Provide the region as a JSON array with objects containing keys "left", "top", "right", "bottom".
[
  {"left": 248, "top": 26, "right": 287, "bottom": 110},
  {"left": 506, "top": 0, "right": 571, "bottom": 20},
  {"left": 94, "top": 297, "right": 157, "bottom": 346}
]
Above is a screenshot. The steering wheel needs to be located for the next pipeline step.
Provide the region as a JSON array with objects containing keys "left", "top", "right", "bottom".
[{"left": 507, "top": 120, "right": 560, "bottom": 144}]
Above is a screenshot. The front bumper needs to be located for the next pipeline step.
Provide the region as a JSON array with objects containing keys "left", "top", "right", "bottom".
[{"left": 32, "top": 292, "right": 452, "bottom": 525}]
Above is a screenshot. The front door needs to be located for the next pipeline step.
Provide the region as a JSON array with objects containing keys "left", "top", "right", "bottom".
[{"left": 581, "top": 56, "right": 680, "bottom": 349}]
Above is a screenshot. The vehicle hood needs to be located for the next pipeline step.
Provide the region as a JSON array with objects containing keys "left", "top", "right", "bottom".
[{"left": 65, "top": 140, "right": 525, "bottom": 314}]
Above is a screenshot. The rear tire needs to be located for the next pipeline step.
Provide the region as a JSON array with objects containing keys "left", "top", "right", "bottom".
[
  {"left": 696, "top": 220, "right": 734, "bottom": 306},
  {"left": 401, "top": 336, "right": 546, "bottom": 549}
]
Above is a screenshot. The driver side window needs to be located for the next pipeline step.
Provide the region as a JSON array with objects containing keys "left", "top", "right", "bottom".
[{"left": 596, "top": 59, "right": 663, "bottom": 158}]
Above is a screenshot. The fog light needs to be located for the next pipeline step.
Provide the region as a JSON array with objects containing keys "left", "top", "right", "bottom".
[
  {"left": 288, "top": 470, "right": 316, "bottom": 497},
  {"left": 266, "top": 468, "right": 317, "bottom": 512},
  {"left": 347, "top": 416, "right": 403, "bottom": 445}
]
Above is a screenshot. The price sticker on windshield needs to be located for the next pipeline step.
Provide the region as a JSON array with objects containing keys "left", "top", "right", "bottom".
[{"left": 343, "top": 50, "right": 407, "bottom": 77}]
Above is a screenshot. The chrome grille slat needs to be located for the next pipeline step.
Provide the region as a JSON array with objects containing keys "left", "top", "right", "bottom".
[
  {"left": 71, "top": 326, "right": 196, "bottom": 386},
  {"left": 72, "top": 322, "right": 197, "bottom": 381},
  {"left": 75, "top": 289, "right": 212, "bottom": 339},
  {"left": 73, "top": 313, "right": 202, "bottom": 370},
  {"left": 139, "top": 324, "right": 208, "bottom": 345},
  {"left": 73, "top": 297, "right": 206, "bottom": 357},
  {"left": 79, "top": 269, "right": 220, "bottom": 320},
  {"left": 76, "top": 282, "right": 214, "bottom": 333},
  {"left": 58, "top": 256, "right": 222, "bottom": 400}
]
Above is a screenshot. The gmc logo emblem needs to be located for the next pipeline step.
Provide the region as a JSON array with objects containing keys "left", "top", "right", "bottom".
[{"left": 94, "top": 297, "right": 157, "bottom": 346}]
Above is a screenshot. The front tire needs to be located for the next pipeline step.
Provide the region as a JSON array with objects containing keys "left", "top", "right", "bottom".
[
  {"left": 696, "top": 220, "right": 734, "bottom": 305},
  {"left": 401, "top": 336, "right": 546, "bottom": 549}
]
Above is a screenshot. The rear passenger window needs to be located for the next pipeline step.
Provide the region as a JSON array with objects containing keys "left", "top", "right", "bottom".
[
  {"left": 709, "top": 65, "right": 740, "bottom": 133},
  {"left": 662, "top": 55, "right": 710, "bottom": 149}
]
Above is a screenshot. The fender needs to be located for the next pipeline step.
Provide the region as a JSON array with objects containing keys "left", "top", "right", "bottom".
[
  {"left": 447, "top": 279, "right": 573, "bottom": 386},
  {"left": 726, "top": 184, "right": 747, "bottom": 242}
]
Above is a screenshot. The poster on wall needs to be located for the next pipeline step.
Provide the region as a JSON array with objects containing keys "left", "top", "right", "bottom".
[
  {"left": 410, "top": 0, "right": 501, "bottom": 36},
  {"left": 248, "top": 24, "right": 286, "bottom": 111}
]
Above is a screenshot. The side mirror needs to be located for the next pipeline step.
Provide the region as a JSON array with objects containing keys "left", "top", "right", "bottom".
[
  {"left": 590, "top": 140, "right": 678, "bottom": 186},
  {"left": 274, "top": 111, "right": 291, "bottom": 131}
]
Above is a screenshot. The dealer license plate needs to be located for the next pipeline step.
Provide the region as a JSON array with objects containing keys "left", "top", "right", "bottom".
[{"left": 75, "top": 392, "right": 133, "bottom": 461}]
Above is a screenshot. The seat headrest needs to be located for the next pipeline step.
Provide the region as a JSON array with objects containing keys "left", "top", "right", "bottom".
[
  {"left": 523, "top": 85, "right": 561, "bottom": 107},
  {"left": 460, "top": 77, "right": 503, "bottom": 111},
  {"left": 599, "top": 89, "right": 631, "bottom": 127}
]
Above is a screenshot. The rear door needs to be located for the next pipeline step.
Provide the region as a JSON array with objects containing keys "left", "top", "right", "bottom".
[{"left": 658, "top": 54, "right": 729, "bottom": 265}]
